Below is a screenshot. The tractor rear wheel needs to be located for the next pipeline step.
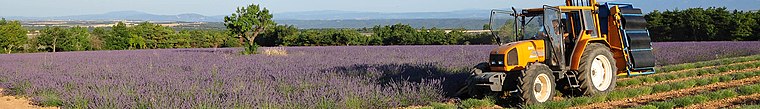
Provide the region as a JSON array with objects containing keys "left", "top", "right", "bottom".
[
  {"left": 517, "top": 63, "right": 555, "bottom": 104},
  {"left": 577, "top": 43, "right": 617, "bottom": 95}
]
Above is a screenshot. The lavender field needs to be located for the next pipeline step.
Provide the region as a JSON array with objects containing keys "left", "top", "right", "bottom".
[{"left": 0, "top": 41, "right": 758, "bottom": 108}]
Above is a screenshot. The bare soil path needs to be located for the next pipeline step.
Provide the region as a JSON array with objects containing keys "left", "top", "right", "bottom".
[
  {"left": 0, "top": 89, "right": 59, "bottom": 109},
  {"left": 572, "top": 74, "right": 760, "bottom": 109},
  {"left": 681, "top": 93, "right": 760, "bottom": 109}
]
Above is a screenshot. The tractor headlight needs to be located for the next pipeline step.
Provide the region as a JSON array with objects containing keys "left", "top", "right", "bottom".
[{"left": 489, "top": 54, "right": 506, "bottom": 66}]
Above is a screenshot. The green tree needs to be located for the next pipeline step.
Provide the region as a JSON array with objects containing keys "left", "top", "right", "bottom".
[
  {"left": 131, "top": 22, "right": 174, "bottom": 49},
  {"left": 729, "top": 11, "right": 756, "bottom": 40},
  {"left": 224, "top": 3, "right": 275, "bottom": 54},
  {"left": 90, "top": 27, "right": 109, "bottom": 50},
  {"left": 0, "top": 18, "right": 28, "bottom": 54},
  {"left": 61, "top": 26, "right": 93, "bottom": 51},
  {"left": 258, "top": 25, "right": 298, "bottom": 46},
  {"left": 168, "top": 31, "right": 192, "bottom": 48},
  {"left": 105, "top": 22, "right": 130, "bottom": 50},
  {"left": 38, "top": 27, "right": 67, "bottom": 52}
]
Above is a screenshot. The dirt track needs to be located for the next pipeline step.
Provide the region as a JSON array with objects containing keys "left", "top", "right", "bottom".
[
  {"left": 0, "top": 89, "right": 59, "bottom": 109},
  {"left": 618, "top": 60, "right": 760, "bottom": 81},
  {"left": 572, "top": 74, "right": 760, "bottom": 109},
  {"left": 681, "top": 93, "right": 760, "bottom": 109}
]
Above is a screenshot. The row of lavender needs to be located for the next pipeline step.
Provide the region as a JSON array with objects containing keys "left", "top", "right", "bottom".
[{"left": 0, "top": 41, "right": 757, "bottom": 108}]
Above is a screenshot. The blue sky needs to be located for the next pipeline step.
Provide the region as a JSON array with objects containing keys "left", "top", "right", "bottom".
[
  {"left": 0, "top": 0, "right": 568, "bottom": 17},
  {"left": 0, "top": 0, "right": 755, "bottom": 17}
]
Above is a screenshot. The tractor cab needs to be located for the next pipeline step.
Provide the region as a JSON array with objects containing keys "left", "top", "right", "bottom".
[{"left": 489, "top": 5, "right": 598, "bottom": 71}]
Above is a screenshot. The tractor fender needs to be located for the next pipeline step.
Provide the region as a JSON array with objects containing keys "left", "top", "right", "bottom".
[{"left": 569, "top": 38, "right": 609, "bottom": 70}]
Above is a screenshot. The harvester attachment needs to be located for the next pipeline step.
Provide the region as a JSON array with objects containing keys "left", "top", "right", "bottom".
[{"left": 601, "top": 3, "right": 657, "bottom": 76}]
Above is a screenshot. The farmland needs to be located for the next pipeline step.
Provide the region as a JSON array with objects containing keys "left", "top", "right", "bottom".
[{"left": 1, "top": 41, "right": 760, "bottom": 108}]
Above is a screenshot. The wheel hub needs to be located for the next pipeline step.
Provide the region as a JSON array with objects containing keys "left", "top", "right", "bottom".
[
  {"left": 533, "top": 73, "right": 551, "bottom": 102},
  {"left": 590, "top": 55, "right": 613, "bottom": 91}
]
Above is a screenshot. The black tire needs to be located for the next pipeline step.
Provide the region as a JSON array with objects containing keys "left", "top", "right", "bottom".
[
  {"left": 464, "top": 62, "right": 490, "bottom": 98},
  {"left": 518, "top": 63, "right": 555, "bottom": 104},
  {"left": 577, "top": 43, "right": 617, "bottom": 95}
]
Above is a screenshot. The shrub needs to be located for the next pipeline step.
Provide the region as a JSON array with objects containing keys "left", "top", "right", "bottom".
[
  {"left": 738, "top": 84, "right": 760, "bottom": 95},
  {"left": 652, "top": 84, "right": 672, "bottom": 93},
  {"left": 429, "top": 102, "right": 457, "bottom": 109},
  {"left": 617, "top": 81, "right": 630, "bottom": 87},
  {"left": 459, "top": 98, "right": 494, "bottom": 109},
  {"left": 719, "top": 75, "right": 734, "bottom": 82},
  {"left": 630, "top": 105, "right": 658, "bottom": 109},
  {"left": 671, "top": 81, "right": 695, "bottom": 90},
  {"left": 706, "top": 89, "right": 738, "bottom": 100},
  {"left": 570, "top": 96, "right": 592, "bottom": 106},
  {"left": 653, "top": 75, "right": 667, "bottom": 81},
  {"left": 634, "top": 86, "right": 654, "bottom": 95},
  {"left": 733, "top": 73, "right": 748, "bottom": 79},
  {"left": 649, "top": 101, "right": 675, "bottom": 109},
  {"left": 671, "top": 95, "right": 708, "bottom": 106},
  {"left": 627, "top": 79, "right": 643, "bottom": 86},
  {"left": 707, "top": 76, "right": 721, "bottom": 83},
  {"left": 242, "top": 43, "right": 260, "bottom": 55},
  {"left": 696, "top": 78, "right": 711, "bottom": 85},
  {"left": 642, "top": 77, "right": 656, "bottom": 83},
  {"left": 718, "top": 67, "right": 730, "bottom": 72},
  {"left": 590, "top": 94, "right": 608, "bottom": 103},
  {"left": 664, "top": 74, "right": 678, "bottom": 80},
  {"left": 34, "top": 89, "right": 64, "bottom": 107},
  {"left": 607, "top": 91, "right": 628, "bottom": 100},
  {"left": 542, "top": 101, "right": 571, "bottom": 109},
  {"left": 696, "top": 70, "right": 711, "bottom": 75}
]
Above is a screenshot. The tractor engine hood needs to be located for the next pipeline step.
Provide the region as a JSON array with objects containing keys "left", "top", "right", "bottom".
[{"left": 489, "top": 40, "right": 546, "bottom": 71}]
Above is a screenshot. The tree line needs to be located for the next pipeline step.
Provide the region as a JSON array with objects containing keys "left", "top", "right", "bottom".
[
  {"left": 0, "top": 19, "right": 493, "bottom": 54},
  {"left": 646, "top": 7, "right": 760, "bottom": 41},
  {"left": 0, "top": 21, "right": 242, "bottom": 54},
  {"left": 255, "top": 24, "right": 493, "bottom": 47},
  {"left": 3, "top": 7, "right": 759, "bottom": 54}
]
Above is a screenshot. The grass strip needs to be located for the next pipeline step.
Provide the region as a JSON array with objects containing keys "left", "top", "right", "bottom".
[
  {"left": 527, "top": 70, "right": 760, "bottom": 109},
  {"left": 632, "top": 83, "right": 760, "bottom": 109},
  {"left": 620, "top": 59, "right": 760, "bottom": 82},
  {"left": 617, "top": 61, "right": 760, "bottom": 88},
  {"left": 656, "top": 54, "right": 760, "bottom": 73}
]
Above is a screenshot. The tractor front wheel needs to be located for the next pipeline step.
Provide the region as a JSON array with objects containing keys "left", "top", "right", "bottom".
[{"left": 517, "top": 63, "right": 555, "bottom": 104}]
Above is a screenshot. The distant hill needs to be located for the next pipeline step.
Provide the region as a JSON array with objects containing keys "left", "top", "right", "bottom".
[
  {"left": 275, "top": 19, "right": 490, "bottom": 29},
  {"left": 273, "top": 10, "right": 492, "bottom": 20},
  {"left": 3, "top": 11, "right": 225, "bottom": 22},
  {"left": 607, "top": 0, "right": 760, "bottom": 12}
]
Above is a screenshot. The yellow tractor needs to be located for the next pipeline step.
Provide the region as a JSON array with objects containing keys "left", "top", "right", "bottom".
[{"left": 462, "top": 0, "right": 656, "bottom": 104}]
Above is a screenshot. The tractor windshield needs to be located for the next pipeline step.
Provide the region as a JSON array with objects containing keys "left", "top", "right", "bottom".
[
  {"left": 520, "top": 15, "right": 545, "bottom": 40},
  {"left": 489, "top": 10, "right": 518, "bottom": 45},
  {"left": 490, "top": 9, "right": 546, "bottom": 45}
]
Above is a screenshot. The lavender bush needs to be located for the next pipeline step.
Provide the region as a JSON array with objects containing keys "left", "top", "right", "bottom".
[
  {"left": 0, "top": 41, "right": 757, "bottom": 108},
  {"left": 0, "top": 45, "right": 493, "bottom": 108}
]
